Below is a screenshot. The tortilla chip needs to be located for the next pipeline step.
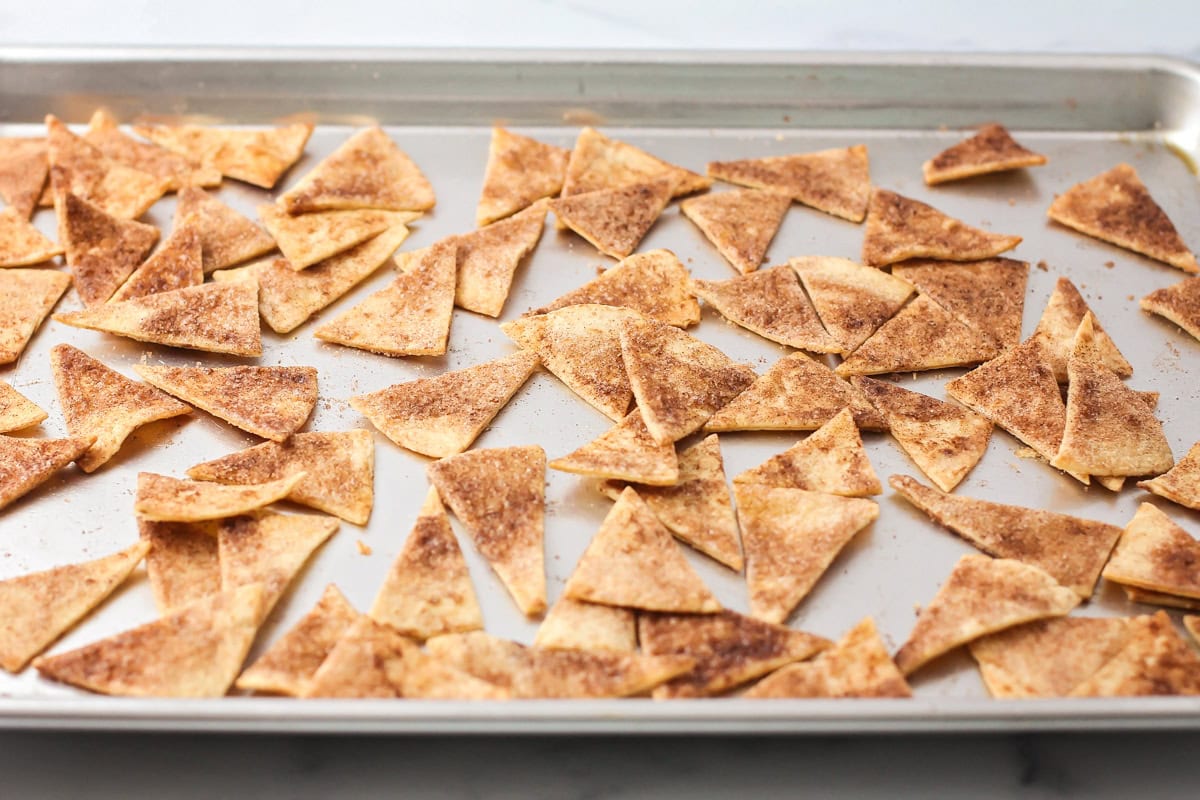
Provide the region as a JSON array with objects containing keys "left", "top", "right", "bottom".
[
  {"left": 563, "top": 486, "right": 719, "bottom": 613},
  {"left": 425, "top": 630, "right": 691, "bottom": 698},
  {"left": 1102, "top": 503, "right": 1200, "bottom": 600},
  {"left": 835, "top": 294, "right": 1001, "bottom": 376},
  {"left": 734, "top": 408, "right": 880, "bottom": 497},
  {"left": 1125, "top": 585, "right": 1200, "bottom": 611},
  {"left": 34, "top": 582, "right": 266, "bottom": 697},
  {"left": 0, "top": 268, "right": 70, "bottom": 364},
  {"left": 135, "top": 122, "right": 312, "bottom": 189},
  {"left": 620, "top": 315, "right": 756, "bottom": 444},
  {"left": 134, "top": 472, "right": 305, "bottom": 522},
  {"left": 1048, "top": 164, "right": 1198, "bottom": 273},
  {"left": 533, "top": 597, "right": 636, "bottom": 653},
  {"left": 0, "top": 540, "right": 149, "bottom": 672},
  {"left": 0, "top": 434, "right": 93, "bottom": 512},
  {"left": 313, "top": 239, "right": 454, "bottom": 357},
  {"left": 923, "top": 124, "right": 1047, "bottom": 185},
  {"left": 600, "top": 434, "right": 743, "bottom": 571},
  {"left": 108, "top": 224, "right": 202, "bottom": 303},
  {"left": 46, "top": 115, "right": 170, "bottom": 220},
  {"left": 218, "top": 511, "right": 339, "bottom": 618},
  {"left": 85, "top": 109, "right": 222, "bottom": 190},
  {"left": 1139, "top": 442, "right": 1200, "bottom": 510},
  {"left": 257, "top": 203, "right": 416, "bottom": 271},
  {"left": 0, "top": 207, "right": 62, "bottom": 266},
  {"left": 861, "top": 189, "right": 1022, "bottom": 267},
  {"left": 174, "top": 187, "right": 276, "bottom": 272},
  {"left": 299, "top": 616, "right": 414, "bottom": 698},
  {"left": 281, "top": 126, "right": 433, "bottom": 213},
  {"left": 967, "top": 617, "right": 1134, "bottom": 699},
  {"left": 1051, "top": 314, "right": 1172, "bottom": 477},
  {"left": 56, "top": 278, "right": 263, "bottom": 357},
  {"left": 889, "top": 474, "right": 1123, "bottom": 598},
  {"left": 58, "top": 192, "right": 159, "bottom": 307},
  {"left": 1141, "top": 275, "right": 1200, "bottom": 344},
  {"left": 561, "top": 127, "right": 710, "bottom": 199},
  {"left": 133, "top": 364, "right": 318, "bottom": 442},
  {"left": 639, "top": 609, "right": 830, "bottom": 698},
  {"left": 0, "top": 381, "right": 46, "bottom": 433},
  {"left": 550, "top": 410, "right": 678, "bottom": 486},
  {"left": 1069, "top": 611, "right": 1200, "bottom": 696},
  {"left": 708, "top": 145, "right": 871, "bottom": 222},
  {"left": 453, "top": 200, "right": 547, "bottom": 317},
  {"left": 0, "top": 137, "right": 48, "bottom": 219},
  {"left": 1032, "top": 276, "right": 1131, "bottom": 381},
  {"left": 734, "top": 483, "right": 878, "bottom": 624},
  {"left": 385, "top": 644, "right": 511, "bottom": 701},
  {"left": 851, "top": 377, "right": 991, "bottom": 492},
  {"left": 236, "top": 584, "right": 359, "bottom": 696},
  {"left": 187, "top": 430, "right": 375, "bottom": 525},
  {"left": 1187, "top": 616, "right": 1200, "bottom": 645},
  {"left": 138, "top": 517, "right": 221, "bottom": 614},
  {"left": 690, "top": 264, "right": 841, "bottom": 353},
  {"left": 891, "top": 258, "right": 1030, "bottom": 349},
  {"left": 680, "top": 188, "right": 791, "bottom": 274},
  {"left": 551, "top": 178, "right": 673, "bottom": 259},
  {"left": 529, "top": 248, "right": 700, "bottom": 327},
  {"left": 477, "top": 127, "right": 570, "bottom": 227},
  {"left": 428, "top": 445, "right": 547, "bottom": 616},
  {"left": 790, "top": 256, "right": 913, "bottom": 355}
]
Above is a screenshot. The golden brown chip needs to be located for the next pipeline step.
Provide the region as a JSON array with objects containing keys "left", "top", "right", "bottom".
[
  {"left": 690, "top": 264, "right": 841, "bottom": 353},
  {"left": 708, "top": 145, "right": 871, "bottom": 222},
  {"left": 174, "top": 187, "right": 276, "bottom": 272},
  {"left": 280, "top": 126, "right": 433, "bottom": 213},
  {"left": 186, "top": 430, "right": 375, "bottom": 525},
  {"left": 1102, "top": 503, "right": 1200, "bottom": 601},
  {"left": 258, "top": 203, "right": 417, "bottom": 271},
  {"left": 861, "top": 189, "right": 1022, "bottom": 267},
  {"left": 368, "top": 487, "right": 483, "bottom": 641},
  {"left": 1033, "top": 276, "right": 1132, "bottom": 381},
  {"left": 851, "top": 377, "right": 991, "bottom": 492},
  {"left": 790, "top": 255, "right": 915, "bottom": 354},
  {"left": 0, "top": 207, "right": 62, "bottom": 266},
  {"left": 46, "top": 115, "right": 170, "bottom": 220},
  {"left": 1068, "top": 611, "right": 1200, "bottom": 696},
  {"left": 134, "top": 122, "right": 312, "bottom": 189},
  {"left": 923, "top": 124, "right": 1047, "bottom": 185},
  {"left": 218, "top": 511, "right": 339, "bottom": 618},
  {"left": 428, "top": 445, "right": 547, "bottom": 617},
  {"left": 108, "top": 224, "right": 202, "bottom": 303},
  {"left": 133, "top": 364, "right": 318, "bottom": 442},
  {"left": 313, "top": 239, "right": 454, "bottom": 357},
  {"left": 0, "top": 540, "right": 149, "bottom": 672},
  {"left": 889, "top": 474, "right": 1123, "bottom": 598},
  {"left": 891, "top": 258, "right": 1030, "bottom": 349},
  {"left": 453, "top": 200, "right": 547, "bottom": 317},
  {"left": 533, "top": 597, "right": 636, "bottom": 653},
  {"left": 1048, "top": 164, "right": 1198, "bottom": 273},
  {"left": 0, "top": 268, "right": 70, "bottom": 365},
  {"left": 1139, "top": 442, "right": 1200, "bottom": 510},
  {"left": 0, "top": 381, "right": 47, "bottom": 433},
  {"left": 620, "top": 315, "right": 756, "bottom": 444},
  {"left": 1124, "top": 585, "right": 1200, "bottom": 611},
  {"left": 85, "top": 109, "right": 221, "bottom": 190},
  {"left": 550, "top": 410, "right": 678, "bottom": 486},
  {"left": 639, "top": 609, "right": 830, "bottom": 698},
  {"left": 734, "top": 408, "right": 881, "bottom": 497},
  {"left": 58, "top": 192, "right": 159, "bottom": 307},
  {"left": 563, "top": 486, "right": 720, "bottom": 613},
  {"left": 0, "top": 434, "right": 93, "bottom": 512},
  {"left": 299, "top": 616, "right": 415, "bottom": 698},
  {"left": 134, "top": 472, "right": 305, "bottom": 522},
  {"left": 384, "top": 644, "right": 510, "bottom": 700},
  {"left": 34, "top": 582, "right": 266, "bottom": 697},
  {"left": 138, "top": 517, "right": 221, "bottom": 614},
  {"left": 476, "top": 126, "right": 570, "bottom": 227},
  {"left": 561, "top": 127, "right": 710, "bottom": 199},
  {"left": 680, "top": 188, "right": 791, "bottom": 274},
  {"left": 1141, "top": 275, "right": 1200, "bottom": 344},
  {"left": 0, "top": 137, "right": 48, "bottom": 219},
  {"left": 734, "top": 483, "right": 878, "bottom": 624},
  {"left": 1187, "top": 616, "right": 1200, "bottom": 644},
  {"left": 551, "top": 178, "right": 673, "bottom": 259}
]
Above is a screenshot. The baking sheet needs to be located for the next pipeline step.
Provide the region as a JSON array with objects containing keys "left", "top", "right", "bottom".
[{"left": 0, "top": 49, "right": 1199, "bottom": 732}]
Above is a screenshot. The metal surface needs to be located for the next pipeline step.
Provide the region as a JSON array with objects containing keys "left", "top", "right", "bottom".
[{"left": 0, "top": 49, "right": 1199, "bottom": 733}]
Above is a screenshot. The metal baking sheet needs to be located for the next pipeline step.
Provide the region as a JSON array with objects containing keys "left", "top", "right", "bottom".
[{"left": 1, "top": 49, "right": 1199, "bottom": 733}]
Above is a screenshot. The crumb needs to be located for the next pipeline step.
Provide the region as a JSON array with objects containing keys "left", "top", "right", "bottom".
[
  {"left": 356, "top": 540, "right": 372, "bottom": 556},
  {"left": 914, "top": 603, "right": 923, "bottom": 615},
  {"left": 1036, "top": 260, "right": 1048, "bottom": 272},
  {"left": 1007, "top": 198, "right": 1016, "bottom": 207},
  {"left": 1127, "top": 294, "right": 1135, "bottom": 301},
  {"left": 595, "top": 265, "right": 605, "bottom": 275},
  {"left": 1104, "top": 261, "right": 1114, "bottom": 269},
  {"left": 782, "top": 115, "right": 791, "bottom": 123},
  {"left": 774, "top": 133, "right": 784, "bottom": 142}
]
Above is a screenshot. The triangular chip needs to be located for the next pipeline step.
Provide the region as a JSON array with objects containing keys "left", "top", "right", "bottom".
[
  {"left": 186, "top": 430, "right": 375, "bottom": 525},
  {"left": 529, "top": 248, "right": 700, "bottom": 327},
  {"left": 0, "top": 137, "right": 48, "bottom": 219},
  {"left": 0, "top": 207, "right": 62, "bottom": 266},
  {"left": 790, "top": 256, "right": 914, "bottom": 354},
  {"left": 861, "top": 189, "right": 1022, "bottom": 267},
  {"left": 476, "top": 127, "right": 569, "bottom": 226},
  {"left": 733, "top": 483, "right": 878, "bottom": 623},
  {"left": 236, "top": 584, "right": 359, "bottom": 696},
  {"left": 138, "top": 517, "right": 221, "bottom": 614},
  {"left": 350, "top": 351, "right": 538, "bottom": 458},
  {"left": 1048, "top": 164, "right": 1197, "bottom": 273},
  {"left": 85, "top": 109, "right": 222, "bottom": 189},
  {"left": 690, "top": 264, "right": 841, "bottom": 353},
  {"left": 923, "top": 123, "right": 1047, "bottom": 185},
  {"left": 549, "top": 410, "right": 678, "bottom": 486},
  {"left": 173, "top": 187, "right": 276, "bottom": 272},
  {"left": 45, "top": 115, "right": 170, "bottom": 220},
  {"left": 34, "top": 583, "right": 267, "bottom": 697},
  {"left": 0, "top": 268, "right": 70, "bottom": 364},
  {"left": 891, "top": 258, "right": 1030, "bottom": 349},
  {"left": 680, "top": 188, "right": 791, "bottom": 274},
  {"left": 0, "top": 434, "right": 93, "bottom": 511},
  {"left": 453, "top": 200, "right": 547, "bottom": 317},
  {"left": 134, "top": 472, "right": 305, "bottom": 522},
  {"left": 257, "top": 203, "right": 417, "bottom": 271},
  {"left": 0, "top": 540, "right": 149, "bottom": 672},
  {"left": 133, "top": 364, "right": 318, "bottom": 442},
  {"left": 561, "top": 127, "right": 710, "bottom": 199},
  {"left": 744, "top": 617, "right": 911, "bottom": 699},
  {"left": 55, "top": 278, "right": 263, "bottom": 357},
  {"left": 299, "top": 616, "right": 415, "bottom": 698},
  {"left": 836, "top": 294, "right": 1000, "bottom": 376},
  {"left": 218, "top": 511, "right": 339, "bottom": 617},
  {"left": 1139, "top": 441, "right": 1200, "bottom": 510},
  {"left": 894, "top": 554, "right": 1080, "bottom": 675},
  {"left": 1102, "top": 503, "right": 1200, "bottom": 601},
  {"left": 639, "top": 609, "right": 830, "bottom": 698},
  {"left": 313, "top": 240, "right": 454, "bottom": 357},
  {"left": 600, "top": 434, "right": 743, "bottom": 571},
  {"left": 368, "top": 487, "right": 483, "bottom": 640},
  {"left": 427, "top": 445, "right": 547, "bottom": 616},
  {"left": 1051, "top": 314, "right": 1172, "bottom": 477},
  {"left": 851, "top": 376, "right": 991, "bottom": 492},
  {"left": 533, "top": 597, "right": 636, "bottom": 653},
  {"left": 50, "top": 344, "right": 191, "bottom": 473},
  {"left": 1141, "top": 275, "right": 1200, "bottom": 344},
  {"left": 0, "top": 381, "right": 47, "bottom": 433},
  {"left": 58, "top": 192, "right": 159, "bottom": 307},
  {"left": 280, "top": 126, "right": 433, "bottom": 213},
  {"left": 706, "top": 352, "right": 888, "bottom": 433},
  {"left": 1032, "top": 276, "right": 1131, "bottom": 381},
  {"left": 620, "top": 315, "right": 756, "bottom": 444},
  {"left": 563, "top": 486, "right": 720, "bottom": 613},
  {"left": 1069, "top": 611, "right": 1200, "bottom": 696},
  {"left": 108, "top": 224, "right": 203, "bottom": 303},
  {"left": 889, "top": 474, "right": 1123, "bottom": 598},
  {"left": 708, "top": 145, "right": 871, "bottom": 222},
  {"left": 383, "top": 643, "right": 510, "bottom": 701},
  {"left": 134, "top": 122, "right": 312, "bottom": 189},
  {"left": 551, "top": 178, "right": 672, "bottom": 259},
  {"left": 733, "top": 408, "right": 881, "bottom": 497}
]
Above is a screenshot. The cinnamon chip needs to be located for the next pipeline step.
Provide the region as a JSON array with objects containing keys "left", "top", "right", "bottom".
[
  {"left": 0, "top": 207, "right": 62, "bottom": 266},
  {"left": 134, "top": 472, "right": 305, "bottom": 522},
  {"left": 529, "top": 248, "right": 699, "bottom": 326},
  {"left": 0, "top": 381, "right": 47, "bottom": 433},
  {"left": 551, "top": 178, "right": 673, "bottom": 259},
  {"left": 452, "top": 200, "right": 547, "bottom": 317},
  {"left": 1102, "top": 503, "right": 1200, "bottom": 601},
  {"left": 550, "top": 410, "right": 678, "bottom": 486},
  {"left": 1141, "top": 276, "right": 1200, "bottom": 344},
  {"left": 562, "top": 127, "right": 710, "bottom": 199},
  {"left": 0, "top": 137, "right": 49, "bottom": 219},
  {"left": 85, "top": 109, "right": 222, "bottom": 190},
  {"left": 790, "top": 256, "right": 914, "bottom": 354},
  {"left": 0, "top": 268, "right": 70, "bottom": 364},
  {"left": 1068, "top": 611, "right": 1200, "bottom": 697},
  {"left": 258, "top": 203, "right": 418, "bottom": 270},
  {"left": 0, "top": 434, "right": 93, "bottom": 512},
  {"left": 735, "top": 408, "right": 880, "bottom": 497},
  {"left": 680, "top": 188, "right": 791, "bottom": 274},
  {"left": 533, "top": 597, "right": 636, "bottom": 653},
  {"left": 708, "top": 145, "right": 871, "bottom": 222},
  {"left": 174, "top": 187, "right": 276, "bottom": 272},
  {"left": 108, "top": 224, "right": 203, "bottom": 303},
  {"left": 138, "top": 518, "right": 221, "bottom": 614},
  {"left": 861, "top": 189, "right": 1022, "bottom": 267},
  {"left": 46, "top": 115, "right": 170, "bottom": 220},
  {"left": 135, "top": 122, "right": 313, "bottom": 189},
  {"left": 476, "top": 126, "right": 569, "bottom": 226},
  {"left": 1138, "top": 442, "right": 1200, "bottom": 510},
  {"left": 891, "top": 258, "right": 1030, "bottom": 349},
  {"left": 217, "top": 511, "right": 339, "bottom": 618},
  {"left": 1032, "top": 276, "right": 1131, "bottom": 381},
  {"left": 58, "top": 192, "right": 159, "bottom": 307},
  {"left": 923, "top": 124, "right": 1047, "bottom": 185}
]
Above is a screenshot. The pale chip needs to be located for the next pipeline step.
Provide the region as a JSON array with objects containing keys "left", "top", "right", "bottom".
[
  {"left": 1068, "top": 611, "right": 1200, "bottom": 696},
  {"left": 861, "top": 189, "right": 1022, "bottom": 267},
  {"left": 734, "top": 407, "right": 881, "bottom": 497},
  {"left": 1125, "top": 585, "right": 1200, "bottom": 611},
  {"left": 46, "top": 115, "right": 170, "bottom": 220},
  {"left": 452, "top": 200, "right": 547, "bottom": 317},
  {"left": 0, "top": 207, "right": 62, "bottom": 266},
  {"left": 1141, "top": 275, "right": 1200, "bottom": 344},
  {"left": 923, "top": 124, "right": 1047, "bottom": 185},
  {"left": 174, "top": 187, "right": 276, "bottom": 272},
  {"left": 476, "top": 126, "right": 569, "bottom": 227},
  {"left": 561, "top": 127, "right": 710, "bottom": 199},
  {"left": 134, "top": 472, "right": 305, "bottom": 522},
  {"left": 1138, "top": 441, "right": 1200, "bottom": 510},
  {"left": 0, "top": 434, "right": 93, "bottom": 512},
  {"left": 0, "top": 268, "right": 70, "bottom": 365},
  {"left": 790, "top": 255, "right": 914, "bottom": 354},
  {"left": 297, "top": 616, "right": 413, "bottom": 699},
  {"left": 1102, "top": 503, "right": 1200, "bottom": 601},
  {"left": 533, "top": 597, "right": 636, "bottom": 653},
  {"left": 218, "top": 511, "right": 339, "bottom": 618},
  {"left": 708, "top": 145, "right": 871, "bottom": 222},
  {"left": 58, "top": 192, "right": 159, "bottom": 307},
  {"left": 85, "top": 109, "right": 222, "bottom": 189},
  {"left": 138, "top": 517, "right": 221, "bottom": 614},
  {"left": 135, "top": 122, "right": 312, "bottom": 189},
  {"left": 384, "top": 645, "right": 510, "bottom": 700},
  {"left": 108, "top": 224, "right": 203, "bottom": 303},
  {"left": 549, "top": 410, "right": 679, "bottom": 486},
  {"left": 1033, "top": 276, "right": 1132, "bottom": 381},
  {"left": 0, "top": 381, "right": 47, "bottom": 433},
  {"left": 680, "top": 188, "right": 791, "bottom": 274},
  {"left": 0, "top": 137, "right": 49, "bottom": 219},
  {"left": 257, "top": 203, "right": 417, "bottom": 271},
  {"left": 891, "top": 258, "right": 1030, "bottom": 349},
  {"left": 551, "top": 178, "right": 673, "bottom": 259}
]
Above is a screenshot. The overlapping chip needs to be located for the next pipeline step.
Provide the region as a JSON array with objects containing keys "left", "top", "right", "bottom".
[
  {"left": 734, "top": 408, "right": 881, "bottom": 497},
  {"left": 891, "top": 258, "right": 1030, "bottom": 349},
  {"left": 1141, "top": 276, "right": 1200, "bottom": 344},
  {"left": 299, "top": 616, "right": 417, "bottom": 699},
  {"left": 529, "top": 248, "right": 699, "bottom": 326},
  {"left": 1102, "top": 503, "right": 1200, "bottom": 601},
  {"left": 0, "top": 381, "right": 46, "bottom": 433},
  {"left": 57, "top": 192, "right": 159, "bottom": 307},
  {"left": 258, "top": 203, "right": 417, "bottom": 270},
  {"left": 134, "top": 472, "right": 304, "bottom": 522},
  {"left": 561, "top": 127, "right": 710, "bottom": 199},
  {"left": 861, "top": 189, "right": 1022, "bottom": 267},
  {"left": 139, "top": 517, "right": 221, "bottom": 614},
  {"left": 0, "top": 137, "right": 49, "bottom": 219},
  {"left": 0, "top": 434, "right": 93, "bottom": 512},
  {"left": 135, "top": 122, "right": 312, "bottom": 189},
  {"left": 1031, "top": 276, "right": 1131, "bottom": 381},
  {"left": 0, "top": 268, "right": 70, "bottom": 364},
  {"left": 218, "top": 511, "right": 339, "bottom": 617},
  {"left": 550, "top": 410, "right": 678, "bottom": 486},
  {"left": 0, "top": 207, "right": 62, "bottom": 266},
  {"left": 108, "top": 224, "right": 203, "bottom": 303},
  {"left": 476, "top": 127, "right": 570, "bottom": 227},
  {"left": 452, "top": 200, "right": 547, "bottom": 317},
  {"left": 551, "top": 178, "right": 673, "bottom": 259},
  {"left": 790, "top": 256, "right": 914, "bottom": 355},
  {"left": 1138, "top": 442, "right": 1200, "bottom": 510},
  {"left": 533, "top": 597, "right": 636, "bottom": 653},
  {"left": 46, "top": 115, "right": 170, "bottom": 220},
  {"left": 174, "top": 187, "right": 277, "bottom": 272},
  {"left": 923, "top": 124, "right": 1047, "bottom": 185},
  {"left": 85, "top": 109, "right": 221, "bottom": 190},
  {"left": 1068, "top": 611, "right": 1200, "bottom": 697},
  {"left": 708, "top": 145, "right": 871, "bottom": 222},
  {"left": 680, "top": 188, "right": 791, "bottom": 274}
]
